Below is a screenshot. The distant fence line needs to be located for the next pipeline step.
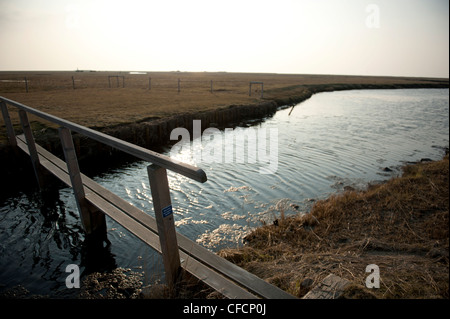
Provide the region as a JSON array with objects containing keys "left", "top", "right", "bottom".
[{"left": 0, "top": 75, "right": 264, "bottom": 97}]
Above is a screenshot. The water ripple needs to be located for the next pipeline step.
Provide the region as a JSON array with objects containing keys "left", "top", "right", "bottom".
[{"left": 1, "top": 88, "right": 448, "bottom": 297}]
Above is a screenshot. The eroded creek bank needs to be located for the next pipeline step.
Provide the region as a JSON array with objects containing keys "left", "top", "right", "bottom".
[{"left": 1, "top": 81, "right": 448, "bottom": 191}]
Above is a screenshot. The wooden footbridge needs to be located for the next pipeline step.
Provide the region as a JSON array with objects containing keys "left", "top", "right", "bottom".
[{"left": 0, "top": 96, "right": 296, "bottom": 299}]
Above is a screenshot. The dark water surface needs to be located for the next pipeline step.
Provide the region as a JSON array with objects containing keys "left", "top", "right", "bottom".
[{"left": 0, "top": 88, "right": 448, "bottom": 297}]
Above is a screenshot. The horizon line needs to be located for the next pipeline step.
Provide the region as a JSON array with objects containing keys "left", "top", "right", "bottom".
[{"left": 0, "top": 69, "right": 448, "bottom": 80}]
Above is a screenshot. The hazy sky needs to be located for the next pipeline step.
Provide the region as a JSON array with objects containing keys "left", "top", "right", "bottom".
[{"left": 0, "top": 0, "right": 448, "bottom": 77}]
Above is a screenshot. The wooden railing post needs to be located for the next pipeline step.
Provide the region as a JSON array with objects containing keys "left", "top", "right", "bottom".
[
  {"left": 18, "top": 110, "right": 44, "bottom": 188},
  {"left": 59, "top": 127, "right": 99, "bottom": 235},
  {"left": 0, "top": 101, "right": 17, "bottom": 147},
  {"left": 147, "top": 164, "right": 181, "bottom": 289}
]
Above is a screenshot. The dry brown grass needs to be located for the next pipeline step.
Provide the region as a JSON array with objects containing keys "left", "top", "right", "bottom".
[
  {"left": 1, "top": 71, "right": 447, "bottom": 133},
  {"left": 219, "top": 156, "right": 449, "bottom": 299}
]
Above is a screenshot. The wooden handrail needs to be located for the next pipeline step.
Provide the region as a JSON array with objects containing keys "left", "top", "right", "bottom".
[
  {"left": 0, "top": 96, "right": 207, "bottom": 183},
  {"left": 1, "top": 97, "right": 297, "bottom": 298}
]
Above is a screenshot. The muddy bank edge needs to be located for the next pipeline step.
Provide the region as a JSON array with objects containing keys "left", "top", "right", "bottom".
[{"left": 1, "top": 81, "right": 448, "bottom": 186}]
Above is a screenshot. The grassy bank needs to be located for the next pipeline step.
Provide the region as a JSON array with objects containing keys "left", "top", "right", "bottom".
[
  {"left": 219, "top": 155, "right": 449, "bottom": 299},
  {"left": 1, "top": 71, "right": 448, "bottom": 146}
]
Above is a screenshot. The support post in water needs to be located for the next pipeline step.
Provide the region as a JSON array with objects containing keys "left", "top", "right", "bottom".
[
  {"left": 147, "top": 164, "right": 181, "bottom": 289},
  {"left": 59, "top": 127, "right": 106, "bottom": 237},
  {"left": 18, "top": 110, "right": 44, "bottom": 188}
]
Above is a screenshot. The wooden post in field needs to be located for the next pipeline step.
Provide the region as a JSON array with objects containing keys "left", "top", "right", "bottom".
[
  {"left": 24, "top": 77, "right": 28, "bottom": 93},
  {"left": 107, "top": 75, "right": 124, "bottom": 88},
  {"left": 18, "top": 110, "right": 43, "bottom": 188},
  {"left": 178, "top": 78, "right": 181, "bottom": 93},
  {"left": 0, "top": 101, "right": 17, "bottom": 147},
  {"left": 210, "top": 80, "right": 213, "bottom": 93},
  {"left": 148, "top": 77, "right": 151, "bottom": 90},
  {"left": 72, "top": 76, "right": 76, "bottom": 89},
  {"left": 147, "top": 164, "right": 181, "bottom": 289},
  {"left": 249, "top": 81, "right": 264, "bottom": 98}
]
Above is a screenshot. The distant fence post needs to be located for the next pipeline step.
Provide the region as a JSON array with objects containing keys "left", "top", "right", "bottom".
[
  {"left": 148, "top": 77, "right": 151, "bottom": 90},
  {"left": 24, "top": 77, "right": 28, "bottom": 93},
  {"left": 210, "top": 80, "right": 213, "bottom": 93},
  {"left": 178, "top": 78, "right": 181, "bottom": 93},
  {"left": 147, "top": 164, "right": 181, "bottom": 289},
  {"left": 108, "top": 75, "right": 125, "bottom": 88},
  {"left": 249, "top": 81, "right": 264, "bottom": 98},
  {"left": 72, "top": 76, "right": 76, "bottom": 89}
]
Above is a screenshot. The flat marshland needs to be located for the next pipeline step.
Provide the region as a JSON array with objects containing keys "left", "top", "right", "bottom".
[
  {"left": 0, "top": 71, "right": 447, "bottom": 144},
  {"left": 219, "top": 155, "right": 449, "bottom": 298}
]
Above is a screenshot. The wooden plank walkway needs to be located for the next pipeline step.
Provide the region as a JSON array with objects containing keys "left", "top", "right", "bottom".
[
  {"left": 302, "top": 274, "right": 350, "bottom": 299},
  {"left": 15, "top": 134, "right": 295, "bottom": 299}
]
